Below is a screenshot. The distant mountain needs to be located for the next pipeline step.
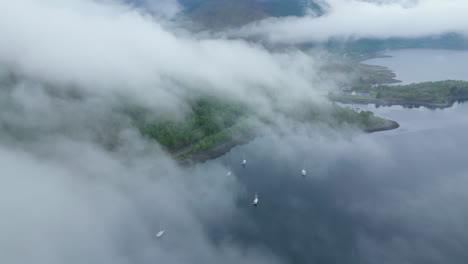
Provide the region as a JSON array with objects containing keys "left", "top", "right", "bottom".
[
  {"left": 126, "top": 1, "right": 468, "bottom": 52},
  {"left": 178, "top": 0, "right": 322, "bottom": 29},
  {"left": 180, "top": 0, "right": 268, "bottom": 29}
]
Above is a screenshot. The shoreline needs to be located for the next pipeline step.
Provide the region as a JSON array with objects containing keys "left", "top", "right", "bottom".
[
  {"left": 364, "top": 119, "right": 400, "bottom": 133},
  {"left": 177, "top": 132, "right": 256, "bottom": 167},
  {"left": 328, "top": 96, "right": 464, "bottom": 109},
  {"left": 355, "top": 53, "right": 401, "bottom": 85},
  {"left": 176, "top": 119, "right": 400, "bottom": 167}
]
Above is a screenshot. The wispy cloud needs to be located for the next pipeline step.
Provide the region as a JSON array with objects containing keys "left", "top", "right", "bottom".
[
  {"left": 0, "top": 1, "right": 339, "bottom": 263},
  {"left": 230, "top": 0, "right": 468, "bottom": 44},
  {"left": 0, "top": 0, "right": 338, "bottom": 117},
  {"left": 2, "top": 1, "right": 467, "bottom": 264}
]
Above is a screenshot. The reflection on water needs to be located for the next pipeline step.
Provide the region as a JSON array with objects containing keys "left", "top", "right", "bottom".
[
  {"left": 197, "top": 102, "right": 468, "bottom": 263},
  {"left": 363, "top": 49, "right": 468, "bottom": 85}
]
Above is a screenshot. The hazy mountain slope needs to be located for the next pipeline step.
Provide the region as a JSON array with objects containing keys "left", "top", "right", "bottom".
[
  {"left": 183, "top": 0, "right": 268, "bottom": 29},
  {"left": 179, "top": 0, "right": 322, "bottom": 29}
]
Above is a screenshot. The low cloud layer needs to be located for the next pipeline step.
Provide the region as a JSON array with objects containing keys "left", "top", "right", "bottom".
[
  {"left": 0, "top": 1, "right": 342, "bottom": 263},
  {"left": 232, "top": 0, "right": 468, "bottom": 44},
  {"left": 2, "top": 80, "right": 468, "bottom": 263},
  {"left": 0, "top": 0, "right": 339, "bottom": 117},
  {"left": 0, "top": 79, "right": 284, "bottom": 264},
  {"left": 2, "top": 0, "right": 468, "bottom": 264}
]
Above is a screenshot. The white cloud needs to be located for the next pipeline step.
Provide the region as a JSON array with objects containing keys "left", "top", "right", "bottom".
[
  {"left": 0, "top": 0, "right": 333, "bottom": 115},
  {"left": 0, "top": 79, "right": 284, "bottom": 263},
  {"left": 2, "top": 1, "right": 468, "bottom": 264},
  {"left": 232, "top": 0, "right": 468, "bottom": 44},
  {"left": 0, "top": 2, "right": 341, "bottom": 261}
]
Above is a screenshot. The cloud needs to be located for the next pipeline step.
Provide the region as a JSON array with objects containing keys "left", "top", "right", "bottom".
[
  {"left": 2, "top": 74, "right": 466, "bottom": 264},
  {"left": 0, "top": 76, "right": 287, "bottom": 263},
  {"left": 3, "top": 1, "right": 468, "bottom": 263},
  {"left": 0, "top": 0, "right": 339, "bottom": 117},
  {"left": 0, "top": 2, "right": 342, "bottom": 259},
  {"left": 0, "top": 140, "right": 278, "bottom": 264},
  {"left": 0, "top": 3, "right": 352, "bottom": 262},
  {"left": 231, "top": 0, "right": 468, "bottom": 44}
]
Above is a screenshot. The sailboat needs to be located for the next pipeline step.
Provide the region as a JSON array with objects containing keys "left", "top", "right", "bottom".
[
  {"left": 242, "top": 153, "right": 247, "bottom": 166},
  {"left": 155, "top": 230, "right": 165, "bottom": 238},
  {"left": 253, "top": 192, "right": 258, "bottom": 207}
]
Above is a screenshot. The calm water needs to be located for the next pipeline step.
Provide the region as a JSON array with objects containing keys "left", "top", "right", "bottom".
[
  {"left": 197, "top": 104, "right": 468, "bottom": 263},
  {"left": 363, "top": 49, "right": 468, "bottom": 85}
]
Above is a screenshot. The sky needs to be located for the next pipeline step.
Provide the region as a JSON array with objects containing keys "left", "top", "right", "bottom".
[{"left": 0, "top": 0, "right": 467, "bottom": 263}]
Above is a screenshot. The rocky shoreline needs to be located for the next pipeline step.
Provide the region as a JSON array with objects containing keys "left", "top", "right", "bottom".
[
  {"left": 177, "top": 132, "right": 256, "bottom": 167},
  {"left": 364, "top": 119, "right": 400, "bottom": 133}
]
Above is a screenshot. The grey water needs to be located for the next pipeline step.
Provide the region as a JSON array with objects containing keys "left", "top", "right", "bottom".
[
  {"left": 363, "top": 49, "right": 468, "bottom": 85},
  {"left": 198, "top": 102, "right": 468, "bottom": 264},
  {"left": 195, "top": 51, "right": 468, "bottom": 262}
]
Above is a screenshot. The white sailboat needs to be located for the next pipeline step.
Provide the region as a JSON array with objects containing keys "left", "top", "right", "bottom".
[
  {"left": 301, "top": 169, "right": 307, "bottom": 176},
  {"left": 253, "top": 192, "right": 258, "bottom": 207},
  {"left": 155, "top": 230, "right": 165, "bottom": 238},
  {"left": 242, "top": 153, "right": 247, "bottom": 166}
]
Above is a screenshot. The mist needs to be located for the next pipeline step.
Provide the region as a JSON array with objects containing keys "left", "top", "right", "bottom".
[
  {"left": 232, "top": 0, "right": 468, "bottom": 44},
  {"left": 1, "top": 0, "right": 468, "bottom": 263},
  {"left": 0, "top": 77, "right": 288, "bottom": 263},
  {"left": 0, "top": 1, "right": 338, "bottom": 263},
  {"left": 0, "top": 0, "right": 341, "bottom": 117}
]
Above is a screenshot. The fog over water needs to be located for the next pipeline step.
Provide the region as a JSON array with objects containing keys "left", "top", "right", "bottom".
[
  {"left": 2, "top": 1, "right": 468, "bottom": 263},
  {"left": 363, "top": 49, "right": 468, "bottom": 84}
]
